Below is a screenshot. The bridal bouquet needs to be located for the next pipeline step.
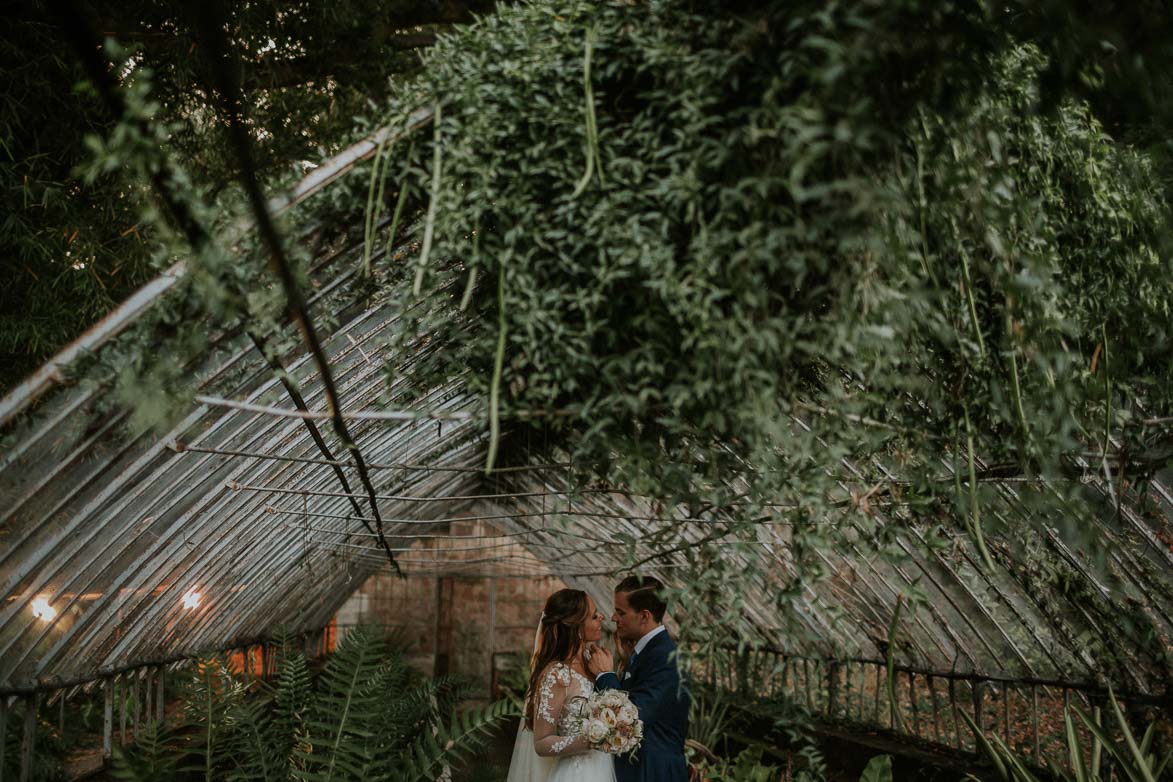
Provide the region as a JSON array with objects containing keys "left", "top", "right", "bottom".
[{"left": 580, "top": 690, "right": 643, "bottom": 755}]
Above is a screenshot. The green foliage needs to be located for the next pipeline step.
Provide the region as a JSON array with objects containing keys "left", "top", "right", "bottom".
[
  {"left": 110, "top": 626, "right": 518, "bottom": 782},
  {"left": 178, "top": 656, "right": 247, "bottom": 781},
  {"left": 110, "top": 720, "right": 180, "bottom": 782},
  {"left": 360, "top": 0, "right": 1173, "bottom": 670},
  {"left": 689, "top": 685, "right": 734, "bottom": 755},
  {"left": 397, "top": 698, "right": 517, "bottom": 782},
  {"left": 222, "top": 695, "right": 284, "bottom": 782},
  {"left": 858, "top": 754, "right": 893, "bottom": 782},
  {"left": 694, "top": 746, "right": 783, "bottom": 782},
  {"left": 962, "top": 687, "right": 1171, "bottom": 782},
  {"left": 493, "top": 653, "right": 531, "bottom": 713},
  {"left": 0, "top": 1, "right": 489, "bottom": 393},
  {"left": 0, "top": 8, "right": 153, "bottom": 388},
  {"left": 686, "top": 676, "right": 829, "bottom": 782},
  {"left": 295, "top": 627, "right": 388, "bottom": 781},
  {"left": 0, "top": 698, "right": 69, "bottom": 782},
  {"left": 273, "top": 638, "right": 313, "bottom": 777}
]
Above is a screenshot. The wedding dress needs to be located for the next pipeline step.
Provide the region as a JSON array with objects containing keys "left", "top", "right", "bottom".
[{"left": 506, "top": 662, "right": 617, "bottom": 782}]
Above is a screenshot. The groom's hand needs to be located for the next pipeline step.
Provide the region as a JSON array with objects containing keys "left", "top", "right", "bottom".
[{"left": 587, "top": 644, "right": 613, "bottom": 676}]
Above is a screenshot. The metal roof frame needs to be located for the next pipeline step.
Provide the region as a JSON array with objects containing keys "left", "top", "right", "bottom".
[{"left": 1, "top": 121, "right": 1170, "bottom": 699}]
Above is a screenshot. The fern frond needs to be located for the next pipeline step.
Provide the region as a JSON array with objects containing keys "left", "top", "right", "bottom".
[
  {"left": 295, "top": 626, "right": 387, "bottom": 782},
  {"left": 108, "top": 719, "right": 179, "bottom": 782},
  {"left": 274, "top": 644, "right": 313, "bottom": 770},
  {"left": 176, "top": 654, "right": 246, "bottom": 781},
  {"left": 223, "top": 695, "right": 285, "bottom": 782},
  {"left": 394, "top": 699, "right": 519, "bottom": 782}
]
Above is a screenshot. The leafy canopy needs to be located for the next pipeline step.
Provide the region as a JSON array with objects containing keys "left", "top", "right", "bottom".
[{"left": 370, "top": 0, "right": 1171, "bottom": 660}]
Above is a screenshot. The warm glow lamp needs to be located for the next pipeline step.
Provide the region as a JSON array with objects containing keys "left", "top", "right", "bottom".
[{"left": 31, "top": 596, "right": 56, "bottom": 621}]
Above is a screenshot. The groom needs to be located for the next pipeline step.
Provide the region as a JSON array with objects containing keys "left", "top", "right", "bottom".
[{"left": 588, "top": 576, "right": 689, "bottom": 782}]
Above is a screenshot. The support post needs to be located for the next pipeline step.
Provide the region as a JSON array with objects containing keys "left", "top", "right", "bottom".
[
  {"left": 488, "top": 577, "right": 497, "bottom": 693},
  {"left": 927, "top": 675, "right": 942, "bottom": 743},
  {"left": 1003, "top": 685, "right": 1011, "bottom": 746},
  {"left": 144, "top": 669, "right": 153, "bottom": 723},
  {"left": 827, "top": 661, "right": 840, "bottom": 718},
  {"left": 972, "top": 681, "right": 985, "bottom": 748},
  {"left": 19, "top": 693, "right": 38, "bottom": 782},
  {"left": 908, "top": 672, "right": 920, "bottom": 736},
  {"left": 1, "top": 696, "right": 9, "bottom": 782},
  {"left": 103, "top": 679, "right": 113, "bottom": 758},
  {"left": 888, "top": 668, "right": 899, "bottom": 729},
  {"left": 736, "top": 648, "right": 750, "bottom": 696},
  {"left": 434, "top": 577, "right": 451, "bottom": 677},
  {"left": 1031, "top": 685, "right": 1040, "bottom": 760},
  {"left": 949, "top": 678, "right": 961, "bottom": 748},
  {"left": 803, "top": 659, "right": 813, "bottom": 710},
  {"left": 856, "top": 663, "right": 866, "bottom": 721},
  {"left": 873, "top": 663, "right": 882, "bottom": 723},
  {"left": 156, "top": 668, "right": 165, "bottom": 728},
  {"left": 119, "top": 677, "right": 127, "bottom": 745},
  {"left": 132, "top": 674, "right": 140, "bottom": 735},
  {"left": 844, "top": 662, "right": 853, "bottom": 718}
]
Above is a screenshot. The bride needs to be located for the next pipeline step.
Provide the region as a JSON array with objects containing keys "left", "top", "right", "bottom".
[{"left": 506, "top": 588, "right": 617, "bottom": 782}]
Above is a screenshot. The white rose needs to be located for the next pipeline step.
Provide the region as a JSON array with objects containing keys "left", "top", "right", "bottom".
[
  {"left": 587, "top": 719, "right": 609, "bottom": 744},
  {"left": 620, "top": 704, "right": 638, "bottom": 723}
]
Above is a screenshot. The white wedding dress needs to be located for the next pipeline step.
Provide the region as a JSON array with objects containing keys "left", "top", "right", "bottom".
[{"left": 506, "top": 663, "right": 616, "bottom": 782}]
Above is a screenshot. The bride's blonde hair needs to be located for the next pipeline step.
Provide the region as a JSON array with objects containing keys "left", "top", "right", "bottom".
[{"left": 524, "top": 589, "right": 593, "bottom": 729}]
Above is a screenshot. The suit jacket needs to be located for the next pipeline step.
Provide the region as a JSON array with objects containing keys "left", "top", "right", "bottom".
[{"left": 596, "top": 630, "right": 690, "bottom": 782}]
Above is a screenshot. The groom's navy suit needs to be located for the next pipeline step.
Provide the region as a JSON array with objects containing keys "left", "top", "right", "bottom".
[{"left": 596, "top": 630, "right": 689, "bottom": 782}]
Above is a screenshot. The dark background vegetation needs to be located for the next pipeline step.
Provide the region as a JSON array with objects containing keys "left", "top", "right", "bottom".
[
  {"left": 2, "top": 1, "right": 1171, "bottom": 392},
  {"left": 0, "top": 0, "right": 493, "bottom": 391}
]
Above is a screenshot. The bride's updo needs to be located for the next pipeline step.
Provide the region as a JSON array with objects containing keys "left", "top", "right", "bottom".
[{"left": 524, "top": 588, "right": 594, "bottom": 729}]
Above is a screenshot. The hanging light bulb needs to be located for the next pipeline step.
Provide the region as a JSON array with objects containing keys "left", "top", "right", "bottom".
[
  {"left": 182, "top": 590, "right": 201, "bottom": 610},
  {"left": 31, "top": 596, "right": 57, "bottom": 621}
]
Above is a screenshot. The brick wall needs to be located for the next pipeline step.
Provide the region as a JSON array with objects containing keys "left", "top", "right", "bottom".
[{"left": 333, "top": 518, "right": 567, "bottom": 695}]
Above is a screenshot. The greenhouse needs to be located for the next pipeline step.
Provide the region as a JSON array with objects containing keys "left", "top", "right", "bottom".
[{"left": 1, "top": 1, "right": 1170, "bottom": 781}]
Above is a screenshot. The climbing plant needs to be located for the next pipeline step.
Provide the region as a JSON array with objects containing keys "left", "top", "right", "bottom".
[{"left": 358, "top": 0, "right": 1172, "bottom": 660}]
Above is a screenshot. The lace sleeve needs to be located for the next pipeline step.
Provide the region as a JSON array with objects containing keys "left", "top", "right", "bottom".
[{"left": 532, "top": 664, "right": 590, "bottom": 757}]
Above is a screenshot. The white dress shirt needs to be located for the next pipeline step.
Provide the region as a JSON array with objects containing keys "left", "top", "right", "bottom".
[
  {"left": 633, "top": 624, "right": 667, "bottom": 655},
  {"left": 597, "top": 624, "right": 666, "bottom": 679}
]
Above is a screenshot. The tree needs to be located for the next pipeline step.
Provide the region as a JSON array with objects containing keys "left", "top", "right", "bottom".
[{"left": 0, "top": 0, "right": 492, "bottom": 393}]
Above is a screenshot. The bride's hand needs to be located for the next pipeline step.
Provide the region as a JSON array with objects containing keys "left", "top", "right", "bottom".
[{"left": 586, "top": 644, "right": 613, "bottom": 676}]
